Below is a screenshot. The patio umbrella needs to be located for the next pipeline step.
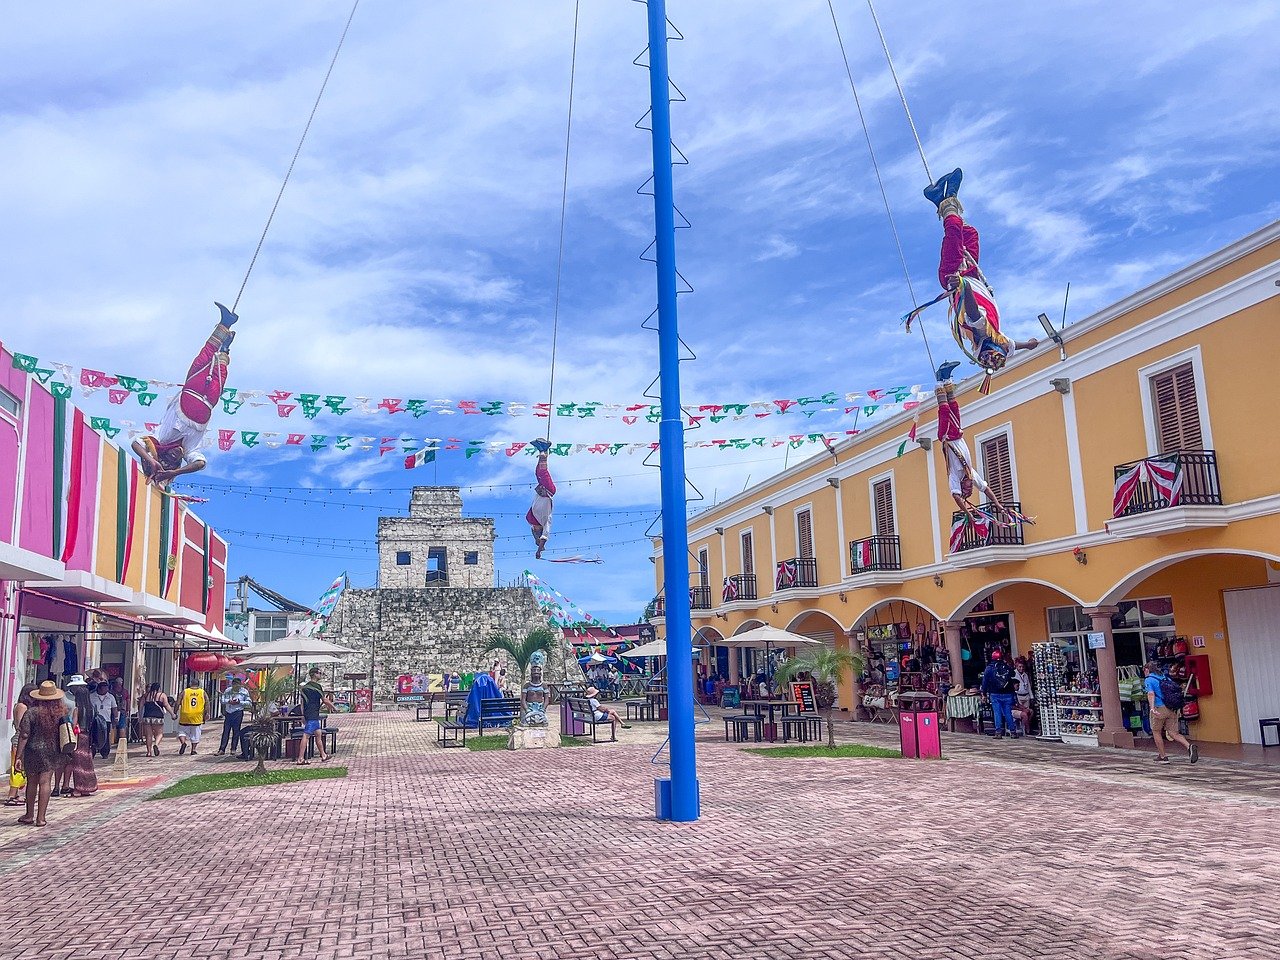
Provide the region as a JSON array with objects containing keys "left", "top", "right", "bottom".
[
  {"left": 238, "top": 633, "right": 356, "bottom": 696},
  {"left": 237, "top": 652, "right": 347, "bottom": 668},
  {"left": 620, "top": 638, "right": 667, "bottom": 659},
  {"left": 718, "top": 625, "right": 825, "bottom": 688},
  {"left": 577, "top": 652, "right": 617, "bottom": 665}
]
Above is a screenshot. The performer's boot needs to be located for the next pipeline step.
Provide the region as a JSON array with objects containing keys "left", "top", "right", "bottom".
[
  {"left": 215, "top": 302, "right": 239, "bottom": 327},
  {"left": 531, "top": 438, "right": 551, "bottom": 454},
  {"left": 935, "top": 361, "right": 961, "bottom": 383},
  {"left": 923, "top": 167, "right": 963, "bottom": 207}
]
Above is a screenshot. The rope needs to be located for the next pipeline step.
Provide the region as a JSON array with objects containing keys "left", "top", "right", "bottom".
[
  {"left": 544, "top": 0, "right": 581, "bottom": 443},
  {"left": 827, "top": 0, "right": 935, "bottom": 370},
  {"left": 231, "top": 0, "right": 361, "bottom": 313},
  {"left": 865, "top": 0, "right": 931, "bottom": 185}
]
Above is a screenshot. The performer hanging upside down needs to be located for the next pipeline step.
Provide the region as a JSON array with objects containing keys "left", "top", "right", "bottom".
[
  {"left": 924, "top": 168, "right": 1038, "bottom": 373},
  {"left": 132, "top": 303, "right": 237, "bottom": 487},
  {"left": 526, "top": 439, "right": 556, "bottom": 559},
  {"left": 933, "top": 362, "right": 1013, "bottom": 526}
]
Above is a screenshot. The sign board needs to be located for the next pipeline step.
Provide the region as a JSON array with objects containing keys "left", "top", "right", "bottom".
[
  {"left": 638, "top": 624, "right": 656, "bottom": 644},
  {"left": 393, "top": 692, "right": 428, "bottom": 705},
  {"left": 343, "top": 672, "right": 368, "bottom": 681},
  {"left": 333, "top": 688, "right": 372, "bottom": 713},
  {"left": 1086, "top": 631, "right": 1107, "bottom": 650},
  {"left": 396, "top": 673, "right": 444, "bottom": 695},
  {"left": 1191, "top": 635, "right": 1206, "bottom": 649},
  {"left": 720, "top": 685, "right": 741, "bottom": 708},
  {"left": 790, "top": 681, "right": 818, "bottom": 713}
]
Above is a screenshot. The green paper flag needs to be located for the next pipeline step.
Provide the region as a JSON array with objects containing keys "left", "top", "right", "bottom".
[
  {"left": 310, "top": 435, "right": 328, "bottom": 451},
  {"left": 33, "top": 368, "right": 56, "bottom": 385},
  {"left": 11, "top": 353, "right": 37, "bottom": 372},
  {"left": 240, "top": 431, "right": 261, "bottom": 448},
  {"left": 896, "top": 440, "right": 908, "bottom": 458},
  {"left": 51, "top": 382, "right": 72, "bottom": 399},
  {"left": 137, "top": 392, "right": 157, "bottom": 407}
]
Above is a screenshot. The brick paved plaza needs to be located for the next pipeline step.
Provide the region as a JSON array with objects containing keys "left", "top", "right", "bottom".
[{"left": 3, "top": 712, "right": 1279, "bottom": 960}]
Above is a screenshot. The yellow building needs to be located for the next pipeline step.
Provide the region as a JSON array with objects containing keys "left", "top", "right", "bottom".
[{"left": 652, "top": 220, "right": 1280, "bottom": 749}]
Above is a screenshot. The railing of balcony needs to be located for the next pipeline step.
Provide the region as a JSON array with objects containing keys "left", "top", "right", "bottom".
[
  {"left": 950, "top": 502, "right": 1025, "bottom": 552},
  {"left": 722, "top": 573, "right": 757, "bottom": 603},
  {"left": 651, "top": 595, "right": 665, "bottom": 618},
  {"left": 1112, "top": 449, "right": 1222, "bottom": 518},
  {"left": 774, "top": 557, "right": 818, "bottom": 590},
  {"left": 689, "top": 585, "right": 712, "bottom": 610},
  {"left": 848, "top": 536, "right": 902, "bottom": 573}
]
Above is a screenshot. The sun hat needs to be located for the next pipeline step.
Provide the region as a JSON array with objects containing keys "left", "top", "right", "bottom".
[
  {"left": 585, "top": 686, "right": 600, "bottom": 697},
  {"left": 65, "top": 674, "right": 88, "bottom": 688},
  {"left": 32, "top": 680, "right": 65, "bottom": 701}
]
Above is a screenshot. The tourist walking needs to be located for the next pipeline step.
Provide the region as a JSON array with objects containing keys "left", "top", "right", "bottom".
[
  {"left": 140, "top": 683, "right": 172, "bottom": 756},
  {"left": 216, "top": 678, "right": 251, "bottom": 757},
  {"left": 177, "top": 680, "right": 208, "bottom": 755},
  {"left": 65, "top": 676, "right": 98, "bottom": 797},
  {"left": 981, "top": 650, "right": 1016, "bottom": 739},
  {"left": 6, "top": 682, "right": 37, "bottom": 807},
  {"left": 89, "top": 680, "right": 116, "bottom": 758},
  {"left": 1144, "top": 660, "right": 1199, "bottom": 764},
  {"left": 297, "top": 668, "right": 336, "bottom": 765},
  {"left": 14, "top": 681, "right": 70, "bottom": 827},
  {"left": 1013, "top": 657, "right": 1034, "bottom": 736},
  {"left": 109, "top": 676, "right": 130, "bottom": 752}
]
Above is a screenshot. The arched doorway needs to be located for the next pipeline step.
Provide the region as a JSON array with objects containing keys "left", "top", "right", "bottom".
[
  {"left": 851, "top": 598, "right": 943, "bottom": 692},
  {"left": 785, "top": 610, "right": 855, "bottom": 711},
  {"left": 1097, "top": 550, "right": 1280, "bottom": 746},
  {"left": 946, "top": 580, "right": 1084, "bottom": 689}
]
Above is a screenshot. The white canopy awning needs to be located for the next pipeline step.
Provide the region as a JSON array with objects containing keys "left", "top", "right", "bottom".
[
  {"left": 716, "top": 625, "right": 825, "bottom": 648},
  {"left": 240, "top": 633, "right": 355, "bottom": 657},
  {"left": 620, "top": 638, "right": 667, "bottom": 659}
]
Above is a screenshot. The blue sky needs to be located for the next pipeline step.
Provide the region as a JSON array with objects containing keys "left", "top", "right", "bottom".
[{"left": 4, "top": 1, "right": 1279, "bottom": 622}]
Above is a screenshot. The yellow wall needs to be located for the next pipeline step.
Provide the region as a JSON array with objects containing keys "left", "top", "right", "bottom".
[{"left": 94, "top": 443, "right": 120, "bottom": 582}]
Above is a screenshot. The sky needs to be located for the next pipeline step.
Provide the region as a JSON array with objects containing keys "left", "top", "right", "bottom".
[{"left": 3, "top": 1, "right": 1279, "bottom": 624}]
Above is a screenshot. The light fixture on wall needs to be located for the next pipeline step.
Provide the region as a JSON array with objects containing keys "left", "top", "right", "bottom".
[
  {"left": 762, "top": 506, "right": 774, "bottom": 516},
  {"left": 916, "top": 436, "right": 933, "bottom": 451},
  {"left": 714, "top": 526, "right": 724, "bottom": 535},
  {"left": 1073, "top": 546, "right": 1088, "bottom": 565},
  {"left": 933, "top": 574, "right": 944, "bottom": 587},
  {"left": 826, "top": 477, "right": 840, "bottom": 489},
  {"left": 715, "top": 612, "right": 728, "bottom": 621},
  {"left": 1050, "top": 377, "right": 1071, "bottom": 395},
  {"left": 838, "top": 591, "right": 848, "bottom": 603},
  {"left": 770, "top": 602, "right": 779, "bottom": 613}
]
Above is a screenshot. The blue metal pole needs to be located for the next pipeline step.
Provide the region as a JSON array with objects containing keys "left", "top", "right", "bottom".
[{"left": 645, "top": 0, "right": 699, "bottom": 822}]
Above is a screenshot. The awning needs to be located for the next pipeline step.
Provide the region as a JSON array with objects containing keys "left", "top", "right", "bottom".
[
  {"left": 620, "top": 638, "right": 667, "bottom": 659},
  {"left": 240, "top": 633, "right": 356, "bottom": 657},
  {"left": 717, "top": 625, "right": 825, "bottom": 648}
]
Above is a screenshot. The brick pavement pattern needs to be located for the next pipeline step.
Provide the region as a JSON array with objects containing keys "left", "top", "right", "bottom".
[{"left": 2, "top": 711, "right": 1279, "bottom": 960}]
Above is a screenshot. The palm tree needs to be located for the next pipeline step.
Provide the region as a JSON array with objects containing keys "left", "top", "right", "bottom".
[
  {"left": 774, "top": 645, "right": 863, "bottom": 748},
  {"left": 484, "top": 627, "right": 555, "bottom": 721},
  {"left": 242, "top": 667, "right": 295, "bottom": 774}
]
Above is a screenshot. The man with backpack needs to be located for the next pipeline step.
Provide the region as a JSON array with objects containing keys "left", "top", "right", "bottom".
[
  {"left": 1144, "top": 660, "right": 1199, "bottom": 764},
  {"left": 981, "top": 649, "right": 1017, "bottom": 739}
]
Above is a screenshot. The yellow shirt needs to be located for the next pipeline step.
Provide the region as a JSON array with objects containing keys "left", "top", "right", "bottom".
[{"left": 178, "top": 688, "right": 207, "bottom": 726}]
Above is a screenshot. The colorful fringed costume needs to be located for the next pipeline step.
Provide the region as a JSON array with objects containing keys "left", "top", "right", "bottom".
[{"left": 526, "top": 441, "right": 556, "bottom": 559}]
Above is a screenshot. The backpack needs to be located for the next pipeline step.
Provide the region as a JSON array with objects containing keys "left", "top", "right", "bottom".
[
  {"left": 993, "top": 661, "right": 1014, "bottom": 694},
  {"left": 1158, "top": 674, "right": 1185, "bottom": 711}
]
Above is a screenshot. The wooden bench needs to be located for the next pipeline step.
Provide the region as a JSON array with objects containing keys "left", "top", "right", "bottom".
[
  {"left": 417, "top": 691, "right": 467, "bottom": 722},
  {"left": 566, "top": 697, "right": 617, "bottom": 744}
]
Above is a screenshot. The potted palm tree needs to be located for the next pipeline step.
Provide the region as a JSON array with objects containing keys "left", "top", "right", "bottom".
[
  {"left": 484, "top": 627, "right": 554, "bottom": 749},
  {"left": 242, "top": 667, "right": 295, "bottom": 773},
  {"left": 773, "top": 645, "right": 863, "bottom": 749}
]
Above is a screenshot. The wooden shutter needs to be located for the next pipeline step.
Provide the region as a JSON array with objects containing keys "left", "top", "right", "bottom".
[
  {"left": 980, "top": 433, "right": 1014, "bottom": 504},
  {"left": 873, "top": 479, "right": 895, "bottom": 536},
  {"left": 1151, "top": 363, "right": 1204, "bottom": 453},
  {"left": 741, "top": 532, "right": 754, "bottom": 575},
  {"left": 796, "top": 509, "right": 813, "bottom": 558},
  {"left": 698, "top": 548, "right": 710, "bottom": 587}
]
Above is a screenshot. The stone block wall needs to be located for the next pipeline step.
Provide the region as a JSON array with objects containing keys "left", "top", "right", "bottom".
[
  {"left": 376, "top": 486, "right": 497, "bottom": 589},
  {"left": 325, "top": 585, "right": 568, "bottom": 703}
]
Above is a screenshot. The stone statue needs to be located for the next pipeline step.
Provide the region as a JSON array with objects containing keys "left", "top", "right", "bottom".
[{"left": 523, "top": 650, "right": 549, "bottom": 726}]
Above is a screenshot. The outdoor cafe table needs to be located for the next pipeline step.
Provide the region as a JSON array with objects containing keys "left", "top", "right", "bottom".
[
  {"left": 740, "top": 699, "right": 802, "bottom": 742},
  {"left": 646, "top": 688, "right": 669, "bottom": 721}
]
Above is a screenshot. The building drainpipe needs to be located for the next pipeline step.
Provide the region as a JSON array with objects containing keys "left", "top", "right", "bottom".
[{"left": 1084, "top": 606, "right": 1134, "bottom": 748}]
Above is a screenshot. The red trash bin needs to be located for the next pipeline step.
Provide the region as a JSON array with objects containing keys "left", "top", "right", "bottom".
[{"left": 898, "top": 692, "right": 942, "bottom": 759}]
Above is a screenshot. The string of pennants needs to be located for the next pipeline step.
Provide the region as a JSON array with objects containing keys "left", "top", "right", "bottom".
[
  {"left": 78, "top": 413, "right": 871, "bottom": 460},
  {"left": 8, "top": 352, "right": 925, "bottom": 425},
  {"left": 523, "top": 570, "right": 617, "bottom": 633}
]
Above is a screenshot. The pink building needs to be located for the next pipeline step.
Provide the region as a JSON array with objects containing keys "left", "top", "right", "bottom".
[{"left": 1, "top": 340, "right": 230, "bottom": 751}]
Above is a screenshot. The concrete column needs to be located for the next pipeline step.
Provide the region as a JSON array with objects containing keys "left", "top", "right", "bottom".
[
  {"left": 843, "top": 628, "right": 863, "bottom": 717},
  {"left": 728, "top": 645, "right": 740, "bottom": 684},
  {"left": 1084, "top": 606, "right": 1134, "bottom": 749},
  {"left": 940, "top": 620, "right": 966, "bottom": 690}
]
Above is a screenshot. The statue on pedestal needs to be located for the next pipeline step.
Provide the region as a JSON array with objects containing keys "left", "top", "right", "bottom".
[{"left": 523, "top": 650, "right": 549, "bottom": 727}]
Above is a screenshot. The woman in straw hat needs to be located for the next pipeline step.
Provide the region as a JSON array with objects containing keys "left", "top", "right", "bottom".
[
  {"left": 14, "top": 681, "right": 70, "bottom": 827},
  {"left": 585, "top": 686, "right": 630, "bottom": 737}
]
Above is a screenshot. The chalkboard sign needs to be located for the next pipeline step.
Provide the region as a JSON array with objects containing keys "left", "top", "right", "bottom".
[
  {"left": 790, "top": 681, "right": 817, "bottom": 713},
  {"left": 720, "top": 685, "right": 741, "bottom": 708}
]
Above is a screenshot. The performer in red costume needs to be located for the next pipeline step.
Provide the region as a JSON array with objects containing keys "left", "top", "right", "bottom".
[
  {"left": 132, "top": 303, "right": 237, "bottom": 487},
  {"left": 525, "top": 439, "right": 556, "bottom": 559}
]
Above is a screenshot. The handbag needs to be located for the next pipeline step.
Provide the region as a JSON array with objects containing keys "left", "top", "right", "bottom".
[
  {"left": 8, "top": 769, "right": 25, "bottom": 790},
  {"left": 896, "top": 604, "right": 912, "bottom": 641},
  {"left": 58, "top": 718, "right": 76, "bottom": 755}
]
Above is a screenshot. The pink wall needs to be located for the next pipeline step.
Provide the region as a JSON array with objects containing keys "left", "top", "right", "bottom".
[
  {"left": 63, "top": 414, "right": 101, "bottom": 572},
  {"left": 0, "top": 346, "right": 27, "bottom": 545},
  {"left": 17, "top": 387, "right": 53, "bottom": 557}
]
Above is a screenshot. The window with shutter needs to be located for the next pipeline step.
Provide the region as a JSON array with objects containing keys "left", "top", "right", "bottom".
[
  {"left": 872, "top": 479, "right": 895, "bottom": 536},
  {"left": 741, "top": 532, "right": 754, "bottom": 575},
  {"left": 698, "top": 548, "right": 710, "bottom": 587},
  {"left": 980, "top": 433, "right": 1014, "bottom": 504},
  {"left": 1150, "top": 363, "right": 1204, "bottom": 453},
  {"left": 796, "top": 509, "right": 814, "bottom": 558}
]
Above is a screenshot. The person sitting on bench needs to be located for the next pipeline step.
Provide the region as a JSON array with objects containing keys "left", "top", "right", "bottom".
[{"left": 586, "top": 686, "right": 631, "bottom": 734}]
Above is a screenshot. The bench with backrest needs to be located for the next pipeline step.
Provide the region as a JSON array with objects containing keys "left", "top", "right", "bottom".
[
  {"left": 566, "top": 697, "right": 616, "bottom": 744},
  {"left": 417, "top": 690, "right": 468, "bottom": 722},
  {"left": 437, "top": 696, "right": 520, "bottom": 747}
]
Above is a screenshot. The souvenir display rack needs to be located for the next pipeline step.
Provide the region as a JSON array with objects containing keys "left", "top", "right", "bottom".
[
  {"left": 1057, "top": 688, "right": 1102, "bottom": 746},
  {"left": 1031, "top": 642, "right": 1064, "bottom": 740}
]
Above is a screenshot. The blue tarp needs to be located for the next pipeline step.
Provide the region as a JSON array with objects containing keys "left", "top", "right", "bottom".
[{"left": 460, "top": 673, "right": 512, "bottom": 729}]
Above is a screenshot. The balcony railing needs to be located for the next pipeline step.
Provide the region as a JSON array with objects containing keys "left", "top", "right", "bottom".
[
  {"left": 689, "top": 585, "right": 712, "bottom": 610},
  {"left": 1112, "top": 449, "right": 1222, "bottom": 518},
  {"left": 722, "top": 573, "right": 757, "bottom": 603},
  {"left": 775, "top": 557, "right": 818, "bottom": 591},
  {"left": 849, "top": 536, "right": 902, "bottom": 573},
  {"left": 950, "top": 502, "right": 1025, "bottom": 553},
  {"left": 650, "top": 595, "right": 665, "bottom": 618}
]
